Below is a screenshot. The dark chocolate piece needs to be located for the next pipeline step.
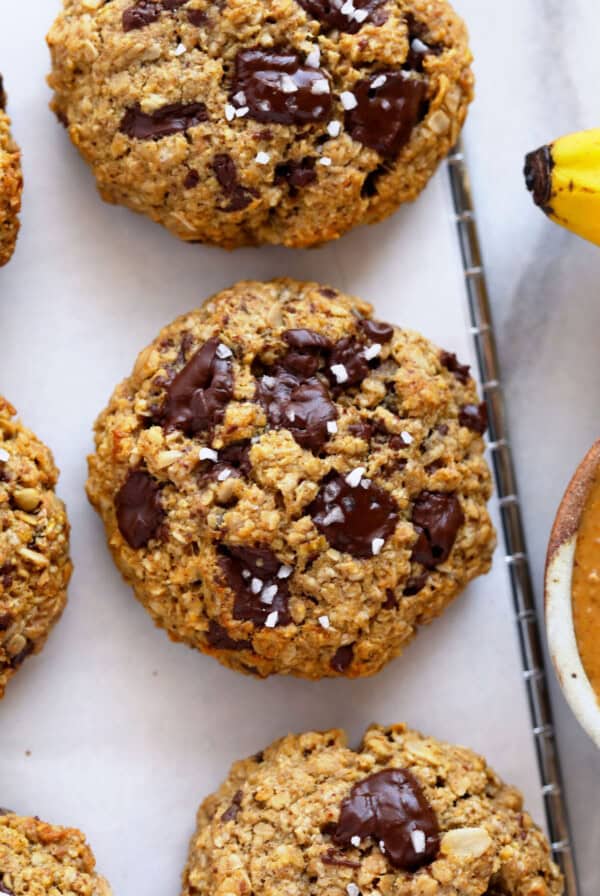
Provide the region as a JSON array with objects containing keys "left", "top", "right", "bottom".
[
  {"left": 358, "top": 318, "right": 394, "bottom": 344},
  {"left": 122, "top": 0, "right": 185, "bottom": 32},
  {"left": 115, "top": 470, "right": 163, "bottom": 549},
  {"left": 331, "top": 643, "right": 354, "bottom": 673},
  {"left": 221, "top": 790, "right": 243, "bottom": 822},
  {"left": 332, "top": 768, "right": 440, "bottom": 871},
  {"left": 231, "top": 49, "right": 332, "bottom": 125},
  {"left": 411, "top": 491, "right": 464, "bottom": 568},
  {"left": 296, "top": 0, "right": 387, "bottom": 33},
  {"left": 219, "top": 545, "right": 291, "bottom": 627},
  {"left": 440, "top": 350, "right": 470, "bottom": 384},
  {"left": 459, "top": 403, "right": 488, "bottom": 435},
  {"left": 309, "top": 472, "right": 398, "bottom": 558},
  {"left": 120, "top": 102, "right": 208, "bottom": 140},
  {"left": 160, "top": 338, "right": 234, "bottom": 435},
  {"left": 212, "top": 153, "right": 257, "bottom": 212},
  {"left": 274, "top": 157, "right": 317, "bottom": 192},
  {"left": 207, "top": 621, "right": 252, "bottom": 652},
  {"left": 344, "top": 72, "right": 427, "bottom": 158}
]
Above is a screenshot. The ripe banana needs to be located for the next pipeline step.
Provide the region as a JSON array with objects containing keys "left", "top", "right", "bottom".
[{"left": 524, "top": 128, "right": 600, "bottom": 247}]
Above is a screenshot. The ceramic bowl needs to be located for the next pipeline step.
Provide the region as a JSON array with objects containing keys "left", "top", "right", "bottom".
[{"left": 545, "top": 440, "right": 600, "bottom": 749}]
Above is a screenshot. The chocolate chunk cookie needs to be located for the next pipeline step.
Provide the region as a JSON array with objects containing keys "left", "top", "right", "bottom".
[
  {"left": 47, "top": 0, "right": 473, "bottom": 248},
  {"left": 0, "top": 397, "right": 72, "bottom": 698},
  {"left": 182, "top": 724, "right": 564, "bottom": 896},
  {"left": 86, "top": 280, "right": 494, "bottom": 679},
  {"left": 0, "top": 77, "right": 22, "bottom": 267},
  {"left": 0, "top": 811, "right": 112, "bottom": 895}
]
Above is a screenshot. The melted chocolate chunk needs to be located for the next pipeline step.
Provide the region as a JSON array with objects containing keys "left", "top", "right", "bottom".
[
  {"left": 284, "top": 328, "right": 332, "bottom": 353},
  {"left": 331, "top": 643, "right": 354, "bottom": 673},
  {"left": 382, "top": 589, "right": 398, "bottom": 610},
  {"left": 274, "top": 157, "right": 317, "bottom": 192},
  {"left": 309, "top": 472, "right": 398, "bottom": 558},
  {"left": 184, "top": 169, "right": 200, "bottom": 189},
  {"left": 361, "top": 164, "right": 388, "bottom": 198},
  {"left": 221, "top": 790, "right": 243, "bottom": 822},
  {"left": 258, "top": 373, "right": 338, "bottom": 452},
  {"left": 321, "top": 847, "right": 361, "bottom": 868},
  {"left": 459, "top": 403, "right": 488, "bottom": 435},
  {"left": 297, "top": 0, "right": 387, "bottom": 33},
  {"left": 120, "top": 102, "right": 208, "bottom": 140},
  {"left": 282, "top": 328, "right": 332, "bottom": 378},
  {"left": 329, "top": 337, "right": 369, "bottom": 388},
  {"left": 207, "top": 621, "right": 252, "bottom": 652},
  {"left": 348, "top": 421, "right": 374, "bottom": 442},
  {"left": 122, "top": 0, "right": 185, "bottom": 31},
  {"left": 219, "top": 545, "right": 291, "bottom": 627},
  {"left": 256, "top": 329, "right": 337, "bottom": 452},
  {"left": 332, "top": 768, "right": 440, "bottom": 871},
  {"left": 231, "top": 49, "right": 332, "bottom": 125},
  {"left": 344, "top": 72, "right": 427, "bottom": 158},
  {"left": 188, "top": 8, "right": 208, "bottom": 26},
  {"left": 359, "top": 318, "right": 394, "bottom": 344},
  {"left": 440, "top": 350, "right": 470, "bottom": 384},
  {"left": 411, "top": 491, "right": 464, "bottom": 568},
  {"left": 405, "top": 17, "right": 443, "bottom": 71},
  {"left": 115, "top": 471, "right": 164, "bottom": 549},
  {"left": 213, "top": 153, "right": 238, "bottom": 192},
  {"left": 0, "top": 612, "right": 12, "bottom": 631},
  {"left": 205, "top": 441, "right": 252, "bottom": 484},
  {"left": 212, "top": 153, "right": 257, "bottom": 212},
  {"left": 160, "top": 338, "right": 234, "bottom": 435},
  {"left": 403, "top": 573, "right": 428, "bottom": 596}
]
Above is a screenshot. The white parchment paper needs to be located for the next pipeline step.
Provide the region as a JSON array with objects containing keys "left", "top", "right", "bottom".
[{"left": 0, "top": 7, "right": 545, "bottom": 893}]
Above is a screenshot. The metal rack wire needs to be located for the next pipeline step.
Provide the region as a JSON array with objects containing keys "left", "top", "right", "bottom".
[{"left": 447, "top": 146, "right": 579, "bottom": 896}]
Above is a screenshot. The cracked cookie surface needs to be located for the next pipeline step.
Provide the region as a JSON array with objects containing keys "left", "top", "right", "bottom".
[
  {"left": 0, "top": 811, "right": 112, "bottom": 896},
  {"left": 0, "top": 78, "right": 23, "bottom": 267},
  {"left": 0, "top": 398, "right": 72, "bottom": 699},
  {"left": 47, "top": 0, "right": 473, "bottom": 248},
  {"left": 182, "top": 724, "right": 564, "bottom": 896},
  {"left": 87, "top": 279, "right": 494, "bottom": 680}
]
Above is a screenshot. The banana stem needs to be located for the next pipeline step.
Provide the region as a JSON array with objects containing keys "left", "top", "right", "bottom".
[{"left": 524, "top": 145, "right": 554, "bottom": 209}]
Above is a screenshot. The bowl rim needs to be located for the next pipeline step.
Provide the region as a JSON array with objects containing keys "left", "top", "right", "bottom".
[{"left": 545, "top": 439, "right": 600, "bottom": 749}]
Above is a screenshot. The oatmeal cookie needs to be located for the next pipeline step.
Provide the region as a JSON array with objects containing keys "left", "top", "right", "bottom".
[
  {"left": 182, "top": 724, "right": 564, "bottom": 896},
  {"left": 47, "top": 0, "right": 473, "bottom": 248},
  {"left": 87, "top": 279, "right": 494, "bottom": 679},
  {"left": 0, "top": 77, "right": 22, "bottom": 267},
  {"left": 0, "top": 397, "right": 72, "bottom": 699},
  {"left": 0, "top": 810, "right": 112, "bottom": 895}
]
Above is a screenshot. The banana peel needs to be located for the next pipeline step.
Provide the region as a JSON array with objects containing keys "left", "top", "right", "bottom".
[{"left": 524, "top": 128, "right": 600, "bottom": 247}]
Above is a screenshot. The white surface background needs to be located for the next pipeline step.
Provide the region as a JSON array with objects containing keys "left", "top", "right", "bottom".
[{"left": 0, "top": 1, "right": 590, "bottom": 893}]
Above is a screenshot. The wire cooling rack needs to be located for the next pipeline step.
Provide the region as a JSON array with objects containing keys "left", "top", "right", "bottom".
[{"left": 447, "top": 146, "right": 579, "bottom": 896}]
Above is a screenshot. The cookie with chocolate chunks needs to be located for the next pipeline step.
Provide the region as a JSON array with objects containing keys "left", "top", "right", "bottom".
[
  {"left": 0, "top": 812, "right": 112, "bottom": 895},
  {"left": 0, "top": 77, "right": 22, "bottom": 267},
  {"left": 182, "top": 724, "right": 564, "bottom": 896},
  {"left": 87, "top": 279, "right": 494, "bottom": 680},
  {"left": 47, "top": 0, "right": 473, "bottom": 248},
  {"left": 0, "top": 397, "right": 72, "bottom": 700}
]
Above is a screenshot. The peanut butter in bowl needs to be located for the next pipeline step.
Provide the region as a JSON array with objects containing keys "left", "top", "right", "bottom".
[
  {"left": 545, "top": 440, "right": 600, "bottom": 748},
  {"left": 572, "top": 470, "right": 600, "bottom": 700}
]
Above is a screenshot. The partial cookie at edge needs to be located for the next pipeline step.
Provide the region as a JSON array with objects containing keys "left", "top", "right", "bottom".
[
  {"left": 0, "top": 77, "right": 22, "bottom": 267},
  {"left": 0, "top": 811, "right": 112, "bottom": 896},
  {"left": 47, "top": 0, "right": 473, "bottom": 248},
  {"left": 0, "top": 397, "right": 72, "bottom": 698},
  {"left": 181, "top": 724, "right": 564, "bottom": 896}
]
